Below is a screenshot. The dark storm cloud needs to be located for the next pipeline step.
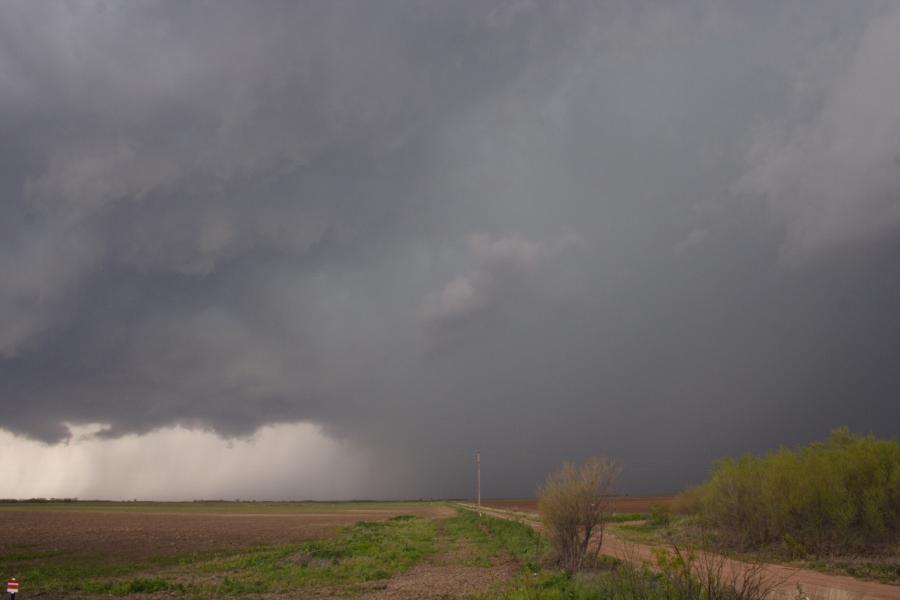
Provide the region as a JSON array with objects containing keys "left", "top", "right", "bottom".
[{"left": 1, "top": 0, "right": 898, "bottom": 497}]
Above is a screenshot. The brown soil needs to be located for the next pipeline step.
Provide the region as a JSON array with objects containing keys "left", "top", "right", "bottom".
[
  {"left": 0, "top": 505, "right": 454, "bottom": 559},
  {"left": 482, "top": 496, "right": 673, "bottom": 514}
]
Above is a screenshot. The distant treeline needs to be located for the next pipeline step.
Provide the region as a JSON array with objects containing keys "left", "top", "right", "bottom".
[
  {"left": 0, "top": 498, "right": 78, "bottom": 503},
  {"left": 677, "top": 428, "right": 900, "bottom": 555}
]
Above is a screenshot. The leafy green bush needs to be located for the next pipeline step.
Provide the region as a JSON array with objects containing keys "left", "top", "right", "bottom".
[
  {"left": 684, "top": 428, "right": 900, "bottom": 555},
  {"left": 649, "top": 504, "right": 671, "bottom": 527}
]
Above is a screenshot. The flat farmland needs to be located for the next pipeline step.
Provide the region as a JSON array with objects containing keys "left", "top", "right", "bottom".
[
  {"left": 0, "top": 502, "right": 452, "bottom": 559},
  {"left": 1, "top": 501, "right": 513, "bottom": 599},
  {"left": 1, "top": 499, "right": 894, "bottom": 599},
  {"left": 481, "top": 495, "right": 673, "bottom": 515}
]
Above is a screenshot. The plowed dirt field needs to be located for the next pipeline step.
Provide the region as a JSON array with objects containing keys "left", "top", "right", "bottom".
[{"left": 0, "top": 503, "right": 452, "bottom": 559}]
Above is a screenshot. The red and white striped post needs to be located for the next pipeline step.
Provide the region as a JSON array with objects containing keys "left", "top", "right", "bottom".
[{"left": 6, "top": 577, "right": 18, "bottom": 598}]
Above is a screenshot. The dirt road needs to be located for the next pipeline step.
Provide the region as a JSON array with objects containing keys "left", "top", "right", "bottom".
[{"left": 457, "top": 503, "right": 900, "bottom": 600}]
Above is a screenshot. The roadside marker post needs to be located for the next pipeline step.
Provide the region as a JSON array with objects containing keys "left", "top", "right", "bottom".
[{"left": 6, "top": 577, "right": 18, "bottom": 599}]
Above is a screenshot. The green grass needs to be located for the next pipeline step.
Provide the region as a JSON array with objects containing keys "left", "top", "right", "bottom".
[
  {"left": 194, "top": 516, "right": 438, "bottom": 594},
  {"left": 606, "top": 512, "right": 648, "bottom": 523},
  {"left": 0, "top": 500, "right": 435, "bottom": 513},
  {"left": 446, "top": 509, "right": 549, "bottom": 569},
  {"left": 82, "top": 577, "right": 187, "bottom": 595},
  {"left": 610, "top": 521, "right": 667, "bottom": 543},
  {"left": 0, "top": 546, "right": 230, "bottom": 595},
  {"left": 479, "top": 569, "right": 654, "bottom": 600},
  {"left": 606, "top": 512, "right": 689, "bottom": 545}
]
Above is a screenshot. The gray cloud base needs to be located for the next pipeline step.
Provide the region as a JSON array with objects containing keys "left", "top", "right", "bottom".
[{"left": 1, "top": 0, "right": 898, "bottom": 497}]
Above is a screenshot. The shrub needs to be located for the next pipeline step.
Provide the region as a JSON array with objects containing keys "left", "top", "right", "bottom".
[
  {"left": 649, "top": 504, "right": 672, "bottom": 527},
  {"left": 538, "top": 456, "right": 621, "bottom": 572},
  {"left": 687, "top": 428, "right": 900, "bottom": 555},
  {"left": 652, "top": 542, "right": 781, "bottom": 600}
]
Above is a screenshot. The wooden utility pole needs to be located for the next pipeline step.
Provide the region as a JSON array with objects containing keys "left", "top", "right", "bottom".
[{"left": 476, "top": 450, "right": 481, "bottom": 509}]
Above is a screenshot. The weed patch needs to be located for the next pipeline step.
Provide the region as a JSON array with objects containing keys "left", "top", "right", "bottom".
[
  {"left": 448, "top": 509, "right": 548, "bottom": 570},
  {"left": 606, "top": 512, "right": 648, "bottom": 523}
]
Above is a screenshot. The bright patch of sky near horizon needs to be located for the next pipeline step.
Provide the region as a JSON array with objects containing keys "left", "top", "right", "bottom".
[{"left": 1, "top": 424, "right": 371, "bottom": 501}]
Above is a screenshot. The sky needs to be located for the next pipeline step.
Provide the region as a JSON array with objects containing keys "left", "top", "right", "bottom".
[{"left": 1, "top": 0, "right": 898, "bottom": 500}]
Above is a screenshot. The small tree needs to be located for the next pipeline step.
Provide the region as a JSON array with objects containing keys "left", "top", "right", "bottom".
[{"left": 538, "top": 456, "right": 621, "bottom": 572}]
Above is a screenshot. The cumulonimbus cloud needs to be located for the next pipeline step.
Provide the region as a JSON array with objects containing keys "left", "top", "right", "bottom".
[{"left": 0, "top": 0, "right": 898, "bottom": 498}]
